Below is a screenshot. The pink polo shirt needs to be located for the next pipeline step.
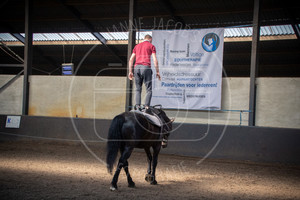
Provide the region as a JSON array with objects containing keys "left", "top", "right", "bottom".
[{"left": 133, "top": 40, "right": 156, "bottom": 67}]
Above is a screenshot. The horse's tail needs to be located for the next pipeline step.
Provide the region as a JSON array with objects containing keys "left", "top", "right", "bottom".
[{"left": 106, "top": 114, "right": 124, "bottom": 174}]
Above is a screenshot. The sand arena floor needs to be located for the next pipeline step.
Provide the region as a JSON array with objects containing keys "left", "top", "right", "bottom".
[{"left": 0, "top": 140, "right": 299, "bottom": 200}]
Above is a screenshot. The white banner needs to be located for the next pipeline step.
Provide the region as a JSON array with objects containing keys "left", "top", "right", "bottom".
[{"left": 151, "top": 28, "right": 224, "bottom": 110}]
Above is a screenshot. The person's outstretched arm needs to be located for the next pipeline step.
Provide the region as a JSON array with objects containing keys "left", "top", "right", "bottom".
[
  {"left": 152, "top": 53, "right": 161, "bottom": 80},
  {"left": 128, "top": 53, "right": 136, "bottom": 80}
]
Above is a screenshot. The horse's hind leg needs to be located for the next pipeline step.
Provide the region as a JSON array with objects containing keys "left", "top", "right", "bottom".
[
  {"left": 123, "top": 160, "right": 135, "bottom": 188},
  {"left": 110, "top": 146, "right": 134, "bottom": 190}
]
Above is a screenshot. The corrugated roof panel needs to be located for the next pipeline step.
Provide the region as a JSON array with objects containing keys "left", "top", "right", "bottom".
[
  {"left": 99, "top": 32, "right": 129, "bottom": 40},
  {"left": 265, "top": 27, "right": 273, "bottom": 35},
  {"left": 239, "top": 28, "right": 246, "bottom": 36},
  {"left": 43, "top": 33, "right": 64, "bottom": 41},
  {"left": 240, "top": 28, "right": 250, "bottom": 37},
  {"left": 0, "top": 33, "right": 18, "bottom": 41},
  {"left": 99, "top": 32, "right": 113, "bottom": 40},
  {"left": 75, "top": 33, "right": 96, "bottom": 40},
  {"left": 224, "top": 28, "right": 234, "bottom": 37},
  {"left": 225, "top": 25, "right": 295, "bottom": 37},
  {"left": 286, "top": 25, "right": 294, "bottom": 34},
  {"left": 274, "top": 25, "right": 281, "bottom": 34},
  {"left": 281, "top": 26, "right": 289, "bottom": 35},
  {"left": 229, "top": 29, "right": 236, "bottom": 37},
  {"left": 31, "top": 33, "right": 98, "bottom": 41},
  {"left": 0, "top": 25, "right": 297, "bottom": 43},
  {"left": 59, "top": 33, "right": 81, "bottom": 40},
  {"left": 260, "top": 27, "right": 267, "bottom": 35},
  {"left": 230, "top": 28, "right": 240, "bottom": 37},
  {"left": 33, "top": 33, "right": 48, "bottom": 41},
  {"left": 273, "top": 26, "right": 280, "bottom": 35},
  {"left": 278, "top": 25, "right": 286, "bottom": 35},
  {"left": 265, "top": 26, "right": 273, "bottom": 35},
  {"left": 235, "top": 28, "right": 242, "bottom": 37},
  {"left": 224, "top": 29, "right": 230, "bottom": 37},
  {"left": 283, "top": 25, "right": 293, "bottom": 35},
  {"left": 111, "top": 32, "right": 124, "bottom": 40},
  {"left": 106, "top": 32, "right": 116, "bottom": 40},
  {"left": 268, "top": 25, "right": 286, "bottom": 36},
  {"left": 279, "top": 26, "right": 286, "bottom": 35},
  {"left": 116, "top": 32, "right": 129, "bottom": 40},
  {"left": 246, "top": 27, "right": 252, "bottom": 36}
]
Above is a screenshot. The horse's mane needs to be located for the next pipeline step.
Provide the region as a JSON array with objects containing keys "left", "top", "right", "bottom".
[{"left": 149, "top": 105, "right": 171, "bottom": 123}]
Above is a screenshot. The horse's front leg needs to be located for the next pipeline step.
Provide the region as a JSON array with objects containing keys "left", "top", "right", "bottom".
[
  {"left": 145, "top": 147, "right": 152, "bottom": 174},
  {"left": 144, "top": 147, "right": 153, "bottom": 182},
  {"left": 150, "top": 144, "right": 161, "bottom": 185}
]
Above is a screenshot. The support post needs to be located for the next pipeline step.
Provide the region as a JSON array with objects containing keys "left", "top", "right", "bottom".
[
  {"left": 125, "top": 0, "right": 136, "bottom": 112},
  {"left": 291, "top": 23, "right": 300, "bottom": 40},
  {"left": 22, "top": 0, "right": 33, "bottom": 115},
  {"left": 248, "top": 0, "right": 261, "bottom": 126}
]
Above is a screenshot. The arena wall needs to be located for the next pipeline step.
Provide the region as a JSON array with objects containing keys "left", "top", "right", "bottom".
[
  {"left": 0, "top": 75, "right": 299, "bottom": 129},
  {"left": 0, "top": 115, "right": 299, "bottom": 164}
]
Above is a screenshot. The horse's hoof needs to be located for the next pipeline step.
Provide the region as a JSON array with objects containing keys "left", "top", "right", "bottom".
[
  {"left": 110, "top": 184, "right": 118, "bottom": 191},
  {"left": 128, "top": 182, "right": 135, "bottom": 188},
  {"left": 145, "top": 174, "right": 154, "bottom": 182},
  {"left": 151, "top": 180, "right": 158, "bottom": 185},
  {"left": 110, "top": 186, "right": 117, "bottom": 191}
]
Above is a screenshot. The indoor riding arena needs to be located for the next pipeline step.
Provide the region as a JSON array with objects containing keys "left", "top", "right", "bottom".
[{"left": 0, "top": 0, "right": 299, "bottom": 200}]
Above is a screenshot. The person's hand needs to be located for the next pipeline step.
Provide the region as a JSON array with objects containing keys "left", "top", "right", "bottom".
[
  {"left": 128, "top": 72, "right": 133, "bottom": 80},
  {"left": 156, "top": 72, "right": 161, "bottom": 81}
]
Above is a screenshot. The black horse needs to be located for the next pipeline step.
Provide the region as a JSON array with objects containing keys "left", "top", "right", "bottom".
[{"left": 106, "top": 106, "right": 174, "bottom": 190}]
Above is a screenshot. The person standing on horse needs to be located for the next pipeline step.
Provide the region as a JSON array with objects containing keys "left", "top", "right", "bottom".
[{"left": 128, "top": 34, "right": 161, "bottom": 111}]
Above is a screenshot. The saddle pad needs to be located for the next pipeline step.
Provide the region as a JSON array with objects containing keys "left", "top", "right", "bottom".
[{"left": 130, "top": 110, "right": 162, "bottom": 127}]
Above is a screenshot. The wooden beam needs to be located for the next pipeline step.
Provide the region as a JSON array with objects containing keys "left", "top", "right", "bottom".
[
  {"left": 58, "top": 0, "right": 126, "bottom": 65},
  {"left": 248, "top": 0, "right": 261, "bottom": 126},
  {"left": 125, "top": 0, "right": 136, "bottom": 112},
  {"left": 22, "top": 0, "right": 33, "bottom": 115}
]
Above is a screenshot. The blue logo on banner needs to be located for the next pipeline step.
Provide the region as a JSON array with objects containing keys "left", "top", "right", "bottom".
[{"left": 202, "top": 33, "right": 220, "bottom": 52}]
